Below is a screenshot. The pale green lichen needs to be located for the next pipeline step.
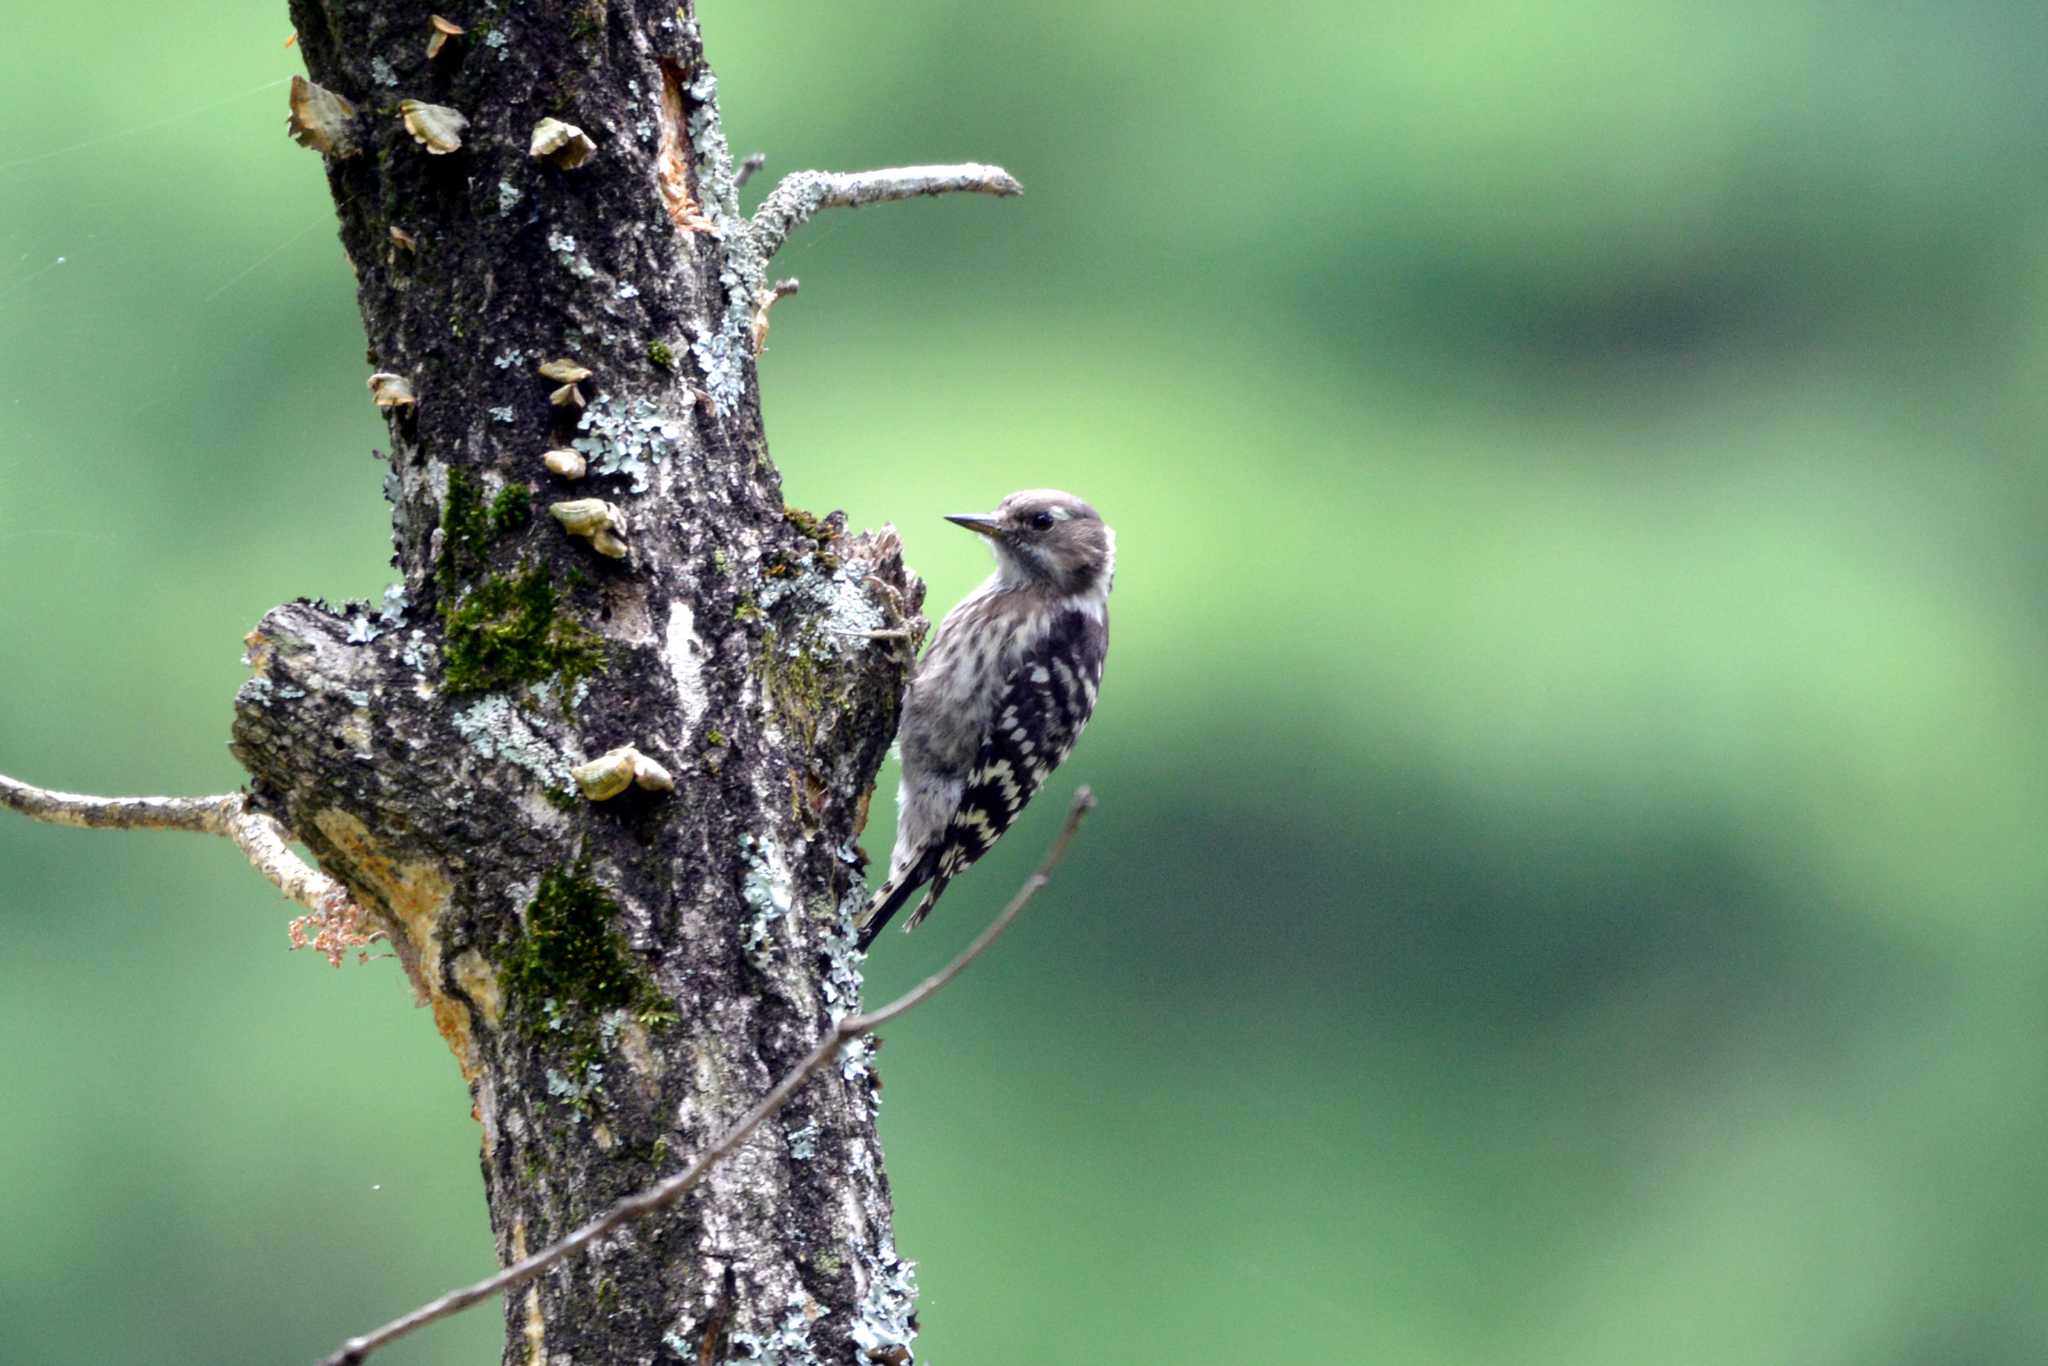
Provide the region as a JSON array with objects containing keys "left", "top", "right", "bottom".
[
  {"left": 676, "top": 71, "right": 760, "bottom": 416},
  {"left": 545, "top": 1064, "right": 604, "bottom": 1109},
  {"left": 400, "top": 629, "right": 435, "bottom": 671},
  {"left": 819, "top": 886, "right": 866, "bottom": 1023},
  {"left": 546, "top": 228, "right": 596, "bottom": 279},
  {"left": 344, "top": 581, "right": 409, "bottom": 644},
  {"left": 452, "top": 692, "right": 578, "bottom": 787},
  {"left": 756, "top": 562, "right": 887, "bottom": 653},
  {"left": 690, "top": 322, "right": 748, "bottom": 415},
  {"left": 728, "top": 1291, "right": 825, "bottom": 1366},
  {"left": 738, "top": 834, "right": 793, "bottom": 966},
  {"left": 683, "top": 68, "right": 741, "bottom": 221},
  {"left": 570, "top": 393, "right": 687, "bottom": 493},
  {"left": 838, "top": 1035, "right": 874, "bottom": 1084},
  {"left": 851, "top": 1243, "right": 919, "bottom": 1362}
]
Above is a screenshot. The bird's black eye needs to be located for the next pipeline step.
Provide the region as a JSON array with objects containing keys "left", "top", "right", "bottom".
[{"left": 1029, "top": 510, "right": 1056, "bottom": 530}]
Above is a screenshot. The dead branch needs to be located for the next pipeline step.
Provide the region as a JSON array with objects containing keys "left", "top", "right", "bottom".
[
  {"left": 749, "top": 163, "right": 1023, "bottom": 262},
  {"left": 0, "top": 771, "right": 353, "bottom": 920}
]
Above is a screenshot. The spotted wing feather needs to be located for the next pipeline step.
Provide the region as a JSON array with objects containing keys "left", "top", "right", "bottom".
[{"left": 903, "top": 606, "right": 1107, "bottom": 931}]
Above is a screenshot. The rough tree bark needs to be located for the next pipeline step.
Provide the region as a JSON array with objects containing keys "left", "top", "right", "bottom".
[{"left": 219, "top": 2, "right": 1016, "bottom": 1360}]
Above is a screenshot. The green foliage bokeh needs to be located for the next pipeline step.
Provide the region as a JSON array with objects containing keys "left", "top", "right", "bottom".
[{"left": 3, "top": 2, "right": 2045, "bottom": 1362}]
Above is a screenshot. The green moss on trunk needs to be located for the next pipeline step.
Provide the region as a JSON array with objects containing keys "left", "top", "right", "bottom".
[
  {"left": 501, "top": 862, "right": 658, "bottom": 1021},
  {"left": 441, "top": 565, "right": 604, "bottom": 695}
]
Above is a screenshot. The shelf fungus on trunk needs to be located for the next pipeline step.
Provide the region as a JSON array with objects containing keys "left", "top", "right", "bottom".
[
  {"left": 542, "top": 449, "right": 588, "bottom": 480},
  {"left": 570, "top": 745, "right": 675, "bottom": 800},
  {"left": 286, "top": 76, "right": 359, "bottom": 159},
  {"left": 425, "top": 14, "right": 464, "bottom": 60},
  {"left": 399, "top": 99, "right": 468, "bottom": 155},
  {"left": 366, "top": 372, "right": 416, "bottom": 408},
  {"left": 549, "top": 498, "right": 628, "bottom": 558},
  {"left": 538, "top": 358, "right": 593, "bottom": 409},
  {"left": 530, "top": 118, "right": 599, "bottom": 170},
  {"left": 537, "top": 358, "right": 594, "bottom": 383}
]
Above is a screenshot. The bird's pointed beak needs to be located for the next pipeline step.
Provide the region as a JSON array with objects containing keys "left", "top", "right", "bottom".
[{"left": 945, "top": 513, "right": 1003, "bottom": 539}]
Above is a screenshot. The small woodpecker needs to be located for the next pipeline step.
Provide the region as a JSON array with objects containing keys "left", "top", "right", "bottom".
[{"left": 857, "top": 490, "right": 1114, "bottom": 950}]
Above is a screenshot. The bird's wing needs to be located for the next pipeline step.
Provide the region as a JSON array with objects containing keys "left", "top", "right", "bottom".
[{"left": 905, "top": 606, "right": 1106, "bottom": 932}]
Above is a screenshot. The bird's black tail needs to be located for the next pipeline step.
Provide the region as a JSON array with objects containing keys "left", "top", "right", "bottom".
[{"left": 855, "top": 856, "right": 946, "bottom": 951}]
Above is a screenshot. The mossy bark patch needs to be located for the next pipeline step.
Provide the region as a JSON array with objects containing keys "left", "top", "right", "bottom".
[
  {"left": 440, "top": 564, "right": 605, "bottom": 695},
  {"left": 438, "top": 467, "right": 497, "bottom": 595},
  {"left": 437, "top": 470, "right": 537, "bottom": 592},
  {"left": 499, "top": 862, "right": 663, "bottom": 1026},
  {"left": 436, "top": 471, "right": 596, "bottom": 694},
  {"left": 491, "top": 485, "right": 533, "bottom": 536}
]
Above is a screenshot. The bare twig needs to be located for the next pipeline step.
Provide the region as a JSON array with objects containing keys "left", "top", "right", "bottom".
[
  {"left": 0, "top": 771, "right": 355, "bottom": 921},
  {"left": 734, "top": 150, "right": 767, "bottom": 190},
  {"left": 749, "top": 163, "right": 1023, "bottom": 262},
  {"left": 0, "top": 772, "right": 236, "bottom": 833},
  {"left": 319, "top": 786, "right": 1096, "bottom": 1366},
  {"left": 749, "top": 276, "right": 800, "bottom": 355}
]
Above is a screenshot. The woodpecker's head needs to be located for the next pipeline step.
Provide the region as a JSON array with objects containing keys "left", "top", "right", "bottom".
[{"left": 948, "top": 489, "right": 1115, "bottom": 598}]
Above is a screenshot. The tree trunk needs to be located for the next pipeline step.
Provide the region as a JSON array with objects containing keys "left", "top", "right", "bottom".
[{"left": 239, "top": 3, "right": 928, "bottom": 1359}]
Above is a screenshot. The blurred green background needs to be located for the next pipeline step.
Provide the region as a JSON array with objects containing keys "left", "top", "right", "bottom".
[{"left": 4, "top": 1, "right": 2046, "bottom": 1362}]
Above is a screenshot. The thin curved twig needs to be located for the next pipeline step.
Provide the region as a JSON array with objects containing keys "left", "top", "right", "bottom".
[{"left": 320, "top": 785, "right": 1096, "bottom": 1366}]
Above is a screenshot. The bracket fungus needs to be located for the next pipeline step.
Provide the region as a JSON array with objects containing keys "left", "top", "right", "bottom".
[
  {"left": 400, "top": 99, "right": 469, "bottom": 155},
  {"left": 550, "top": 499, "right": 629, "bottom": 558},
  {"left": 367, "top": 372, "right": 417, "bottom": 408},
  {"left": 542, "top": 449, "right": 589, "bottom": 480},
  {"left": 286, "top": 76, "right": 360, "bottom": 158},
  {"left": 426, "top": 15, "right": 464, "bottom": 59},
  {"left": 530, "top": 117, "right": 598, "bottom": 170},
  {"left": 539, "top": 358, "right": 593, "bottom": 409},
  {"left": 571, "top": 745, "right": 675, "bottom": 800},
  {"left": 537, "top": 358, "right": 593, "bottom": 383}
]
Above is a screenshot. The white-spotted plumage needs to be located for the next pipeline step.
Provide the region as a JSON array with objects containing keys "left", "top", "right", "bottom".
[{"left": 856, "top": 490, "right": 1113, "bottom": 950}]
